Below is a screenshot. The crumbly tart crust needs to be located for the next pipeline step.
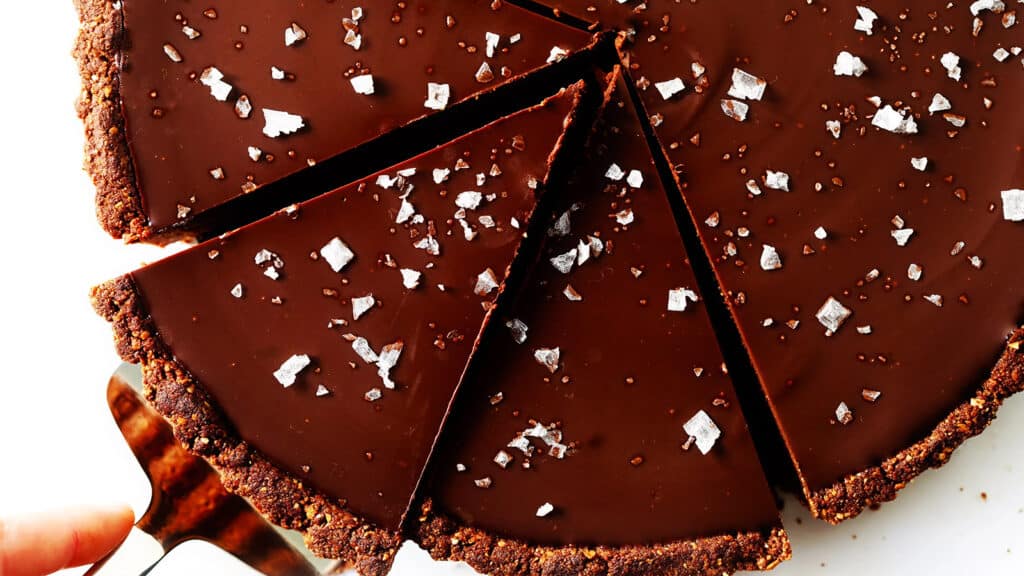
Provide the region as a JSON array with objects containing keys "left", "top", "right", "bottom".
[
  {"left": 414, "top": 500, "right": 790, "bottom": 576},
  {"left": 807, "top": 328, "right": 1024, "bottom": 523},
  {"left": 92, "top": 277, "right": 401, "bottom": 576},
  {"left": 73, "top": 0, "right": 150, "bottom": 242}
]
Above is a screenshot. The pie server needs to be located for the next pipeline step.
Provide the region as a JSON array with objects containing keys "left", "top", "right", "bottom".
[{"left": 86, "top": 363, "right": 345, "bottom": 576}]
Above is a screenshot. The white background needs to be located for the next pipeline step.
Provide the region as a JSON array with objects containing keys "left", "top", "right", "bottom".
[{"left": 0, "top": 3, "right": 1021, "bottom": 575}]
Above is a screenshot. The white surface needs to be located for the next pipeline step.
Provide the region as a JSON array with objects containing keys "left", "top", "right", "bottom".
[{"left": 0, "top": 3, "right": 1021, "bottom": 575}]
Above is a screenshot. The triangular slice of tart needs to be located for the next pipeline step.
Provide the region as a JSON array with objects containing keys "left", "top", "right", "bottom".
[
  {"left": 414, "top": 69, "right": 790, "bottom": 576},
  {"left": 75, "top": 0, "right": 597, "bottom": 241}
]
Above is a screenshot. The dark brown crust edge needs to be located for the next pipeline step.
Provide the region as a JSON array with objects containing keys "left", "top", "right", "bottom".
[
  {"left": 92, "top": 276, "right": 402, "bottom": 576},
  {"left": 807, "top": 327, "right": 1024, "bottom": 524},
  {"left": 73, "top": 0, "right": 150, "bottom": 243},
  {"left": 414, "top": 501, "right": 790, "bottom": 576}
]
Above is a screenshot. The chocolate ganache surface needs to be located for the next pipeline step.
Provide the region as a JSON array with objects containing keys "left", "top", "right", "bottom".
[
  {"left": 112, "top": 0, "right": 594, "bottom": 233},
  {"left": 126, "top": 85, "right": 583, "bottom": 531}
]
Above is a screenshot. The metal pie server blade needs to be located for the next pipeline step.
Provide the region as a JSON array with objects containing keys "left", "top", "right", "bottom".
[{"left": 87, "top": 363, "right": 345, "bottom": 575}]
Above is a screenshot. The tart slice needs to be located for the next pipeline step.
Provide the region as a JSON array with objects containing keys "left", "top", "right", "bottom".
[
  {"left": 551, "top": 0, "right": 1024, "bottom": 522},
  {"left": 93, "top": 83, "right": 590, "bottom": 575},
  {"left": 414, "top": 70, "right": 790, "bottom": 576},
  {"left": 74, "top": 0, "right": 596, "bottom": 241}
]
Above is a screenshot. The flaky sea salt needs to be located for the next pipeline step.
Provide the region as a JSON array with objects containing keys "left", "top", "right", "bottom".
[
  {"left": 872, "top": 105, "right": 918, "bottom": 134},
  {"left": 320, "top": 237, "right": 355, "bottom": 272},
  {"left": 273, "top": 354, "right": 311, "bottom": 387},
  {"left": 666, "top": 287, "right": 698, "bottom": 312},
  {"left": 655, "top": 77, "right": 686, "bottom": 100},
  {"left": 262, "top": 108, "right": 305, "bottom": 137},
  {"left": 352, "top": 294, "right": 375, "bottom": 320},
  {"left": 760, "top": 244, "right": 783, "bottom": 271},
  {"left": 683, "top": 410, "right": 721, "bottom": 455},
  {"left": 816, "top": 297, "right": 852, "bottom": 334},
  {"left": 533, "top": 347, "right": 560, "bottom": 373},
  {"left": 350, "top": 74, "right": 375, "bottom": 95},
  {"left": 1001, "top": 189, "right": 1024, "bottom": 221},
  {"left": 727, "top": 68, "right": 767, "bottom": 101},
  {"left": 833, "top": 51, "right": 869, "bottom": 77},
  {"left": 474, "top": 268, "right": 499, "bottom": 296},
  {"left": 400, "top": 268, "right": 422, "bottom": 289},
  {"left": 424, "top": 82, "right": 451, "bottom": 110}
]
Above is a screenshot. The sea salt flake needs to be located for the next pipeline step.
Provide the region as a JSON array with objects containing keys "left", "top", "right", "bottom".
[
  {"left": 163, "top": 44, "right": 183, "bottom": 63},
  {"left": 262, "top": 109, "right": 305, "bottom": 138},
  {"left": 994, "top": 47, "right": 1011, "bottom": 62},
  {"left": 969, "top": 256, "right": 984, "bottom": 269},
  {"left": 668, "top": 287, "right": 700, "bottom": 312},
  {"left": 284, "top": 22, "right": 308, "bottom": 46},
  {"left": 727, "top": 68, "right": 767, "bottom": 100},
  {"left": 182, "top": 25, "right": 201, "bottom": 39},
  {"left": 536, "top": 503, "right": 555, "bottom": 518},
  {"left": 760, "top": 244, "right": 783, "bottom": 271},
  {"left": 400, "top": 269, "right": 422, "bottom": 289},
  {"left": 485, "top": 32, "right": 500, "bottom": 58},
  {"left": 626, "top": 170, "right": 644, "bottom": 188},
  {"left": 506, "top": 319, "right": 529, "bottom": 344},
  {"left": 351, "top": 337, "right": 380, "bottom": 364},
  {"left": 721, "top": 99, "right": 749, "bottom": 122},
  {"left": 854, "top": 5, "right": 879, "bottom": 34},
  {"left": 533, "top": 347, "right": 561, "bottom": 373},
  {"left": 230, "top": 283, "right": 244, "bottom": 298},
  {"left": 872, "top": 105, "right": 918, "bottom": 134},
  {"left": 493, "top": 450, "right": 513, "bottom": 469},
  {"left": 862, "top": 389, "right": 882, "bottom": 402},
  {"left": 940, "top": 52, "right": 963, "bottom": 81},
  {"left": 683, "top": 410, "right": 721, "bottom": 455},
  {"left": 546, "top": 46, "right": 569, "bottom": 63},
  {"left": 924, "top": 294, "right": 944, "bottom": 307},
  {"left": 746, "top": 179, "right": 762, "bottom": 196},
  {"left": 605, "top": 163, "right": 625, "bottom": 181},
  {"left": 364, "top": 388, "right": 382, "bottom": 402},
  {"left": 475, "top": 268, "right": 500, "bottom": 296},
  {"left": 891, "top": 228, "right": 915, "bottom": 246},
  {"left": 655, "top": 77, "right": 686, "bottom": 100},
  {"left": 549, "top": 249, "right": 577, "bottom": 274},
  {"left": 376, "top": 341, "right": 404, "bottom": 389},
  {"left": 833, "top": 51, "right": 869, "bottom": 77},
  {"left": 826, "top": 120, "right": 842, "bottom": 138},
  {"left": 615, "top": 208, "right": 635, "bottom": 226},
  {"left": 396, "top": 199, "right": 416, "bottom": 224},
  {"left": 352, "top": 294, "right": 375, "bottom": 320},
  {"left": 344, "top": 29, "right": 362, "bottom": 50},
  {"left": 475, "top": 62, "right": 494, "bottom": 84},
  {"left": 908, "top": 263, "right": 923, "bottom": 281},
  {"left": 970, "top": 0, "right": 1006, "bottom": 16},
  {"left": 1001, "top": 189, "right": 1024, "bottom": 221},
  {"left": 316, "top": 384, "right": 330, "bottom": 397},
  {"left": 835, "top": 402, "right": 854, "bottom": 425},
  {"left": 474, "top": 477, "right": 492, "bottom": 489},
  {"left": 814, "top": 226, "right": 828, "bottom": 240},
  {"left": 350, "top": 74, "right": 375, "bottom": 95},
  {"left": 928, "top": 93, "right": 952, "bottom": 114},
  {"left": 424, "top": 82, "right": 451, "bottom": 110},
  {"left": 247, "top": 146, "right": 262, "bottom": 162},
  {"left": 200, "top": 67, "right": 233, "bottom": 101},
  {"left": 563, "top": 285, "right": 582, "bottom": 301},
  {"left": 910, "top": 157, "right": 929, "bottom": 171},
  {"left": 320, "top": 237, "right": 355, "bottom": 272},
  {"left": 764, "top": 170, "right": 790, "bottom": 191},
  {"left": 456, "top": 191, "right": 483, "bottom": 210},
  {"left": 691, "top": 62, "right": 706, "bottom": 77},
  {"left": 857, "top": 325, "right": 873, "bottom": 335},
  {"left": 414, "top": 235, "right": 441, "bottom": 256},
  {"left": 271, "top": 66, "right": 286, "bottom": 80},
  {"left": 816, "top": 297, "right": 852, "bottom": 334},
  {"left": 274, "top": 354, "right": 311, "bottom": 387}
]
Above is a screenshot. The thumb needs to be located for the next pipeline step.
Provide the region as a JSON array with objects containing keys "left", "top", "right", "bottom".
[{"left": 0, "top": 504, "right": 134, "bottom": 576}]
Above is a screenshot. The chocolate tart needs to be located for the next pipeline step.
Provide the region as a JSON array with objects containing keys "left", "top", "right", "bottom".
[
  {"left": 92, "top": 83, "right": 589, "bottom": 576},
  {"left": 413, "top": 69, "right": 790, "bottom": 576},
  {"left": 73, "top": 0, "right": 596, "bottom": 242},
  {"left": 531, "top": 0, "right": 1024, "bottom": 523}
]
